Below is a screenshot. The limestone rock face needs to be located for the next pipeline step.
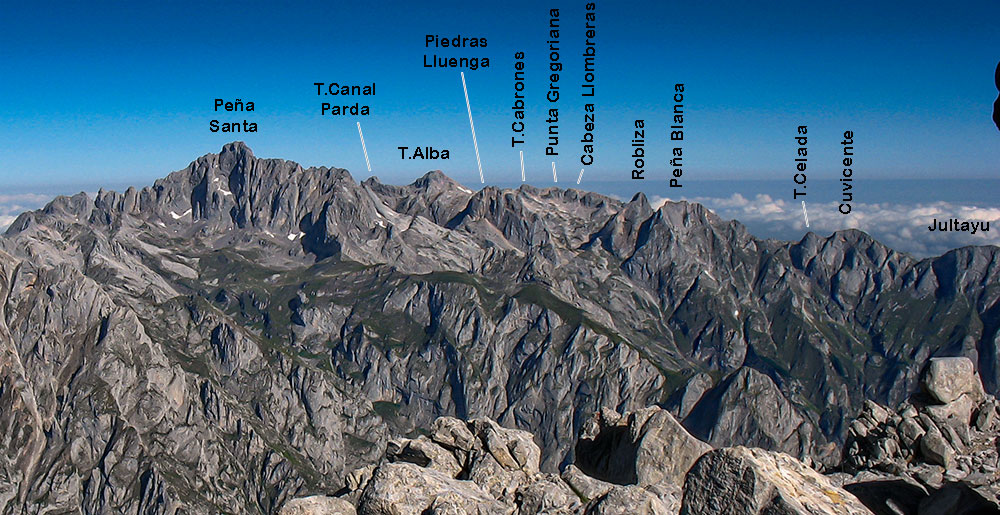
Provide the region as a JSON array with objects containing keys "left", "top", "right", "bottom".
[
  {"left": 577, "top": 406, "right": 711, "bottom": 488},
  {"left": 344, "top": 416, "right": 586, "bottom": 514},
  {"left": 357, "top": 462, "right": 509, "bottom": 515},
  {"left": 279, "top": 496, "right": 357, "bottom": 515},
  {"left": 586, "top": 485, "right": 674, "bottom": 514},
  {"left": 923, "top": 357, "right": 984, "bottom": 404},
  {"left": 680, "top": 447, "right": 871, "bottom": 515},
  {"left": 561, "top": 464, "right": 615, "bottom": 502},
  {"left": 386, "top": 436, "right": 463, "bottom": 478},
  {"left": 682, "top": 368, "right": 817, "bottom": 464},
  {"left": 919, "top": 425, "right": 954, "bottom": 468}
]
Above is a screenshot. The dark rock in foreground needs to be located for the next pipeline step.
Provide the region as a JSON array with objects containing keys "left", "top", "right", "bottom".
[
  {"left": 681, "top": 447, "right": 870, "bottom": 515},
  {"left": 837, "top": 356, "right": 1000, "bottom": 514}
]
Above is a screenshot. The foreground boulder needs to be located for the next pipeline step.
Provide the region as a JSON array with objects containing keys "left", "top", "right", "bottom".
[
  {"left": 681, "top": 447, "right": 871, "bottom": 515},
  {"left": 282, "top": 410, "right": 700, "bottom": 513},
  {"left": 357, "top": 462, "right": 509, "bottom": 515},
  {"left": 587, "top": 485, "right": 674, "bottom": 514},
  {"left": 839, "top": 356, "right": 1000, "bottom": 513},
  {"left": 923, "top": 357, "right": 984, "bottom": 404},
  {"left": 279, "top": 495, "right": 356, "bottom": 515},
  {"left": 281, "top": 410, "right": 873, "bottom": 515},
  {"left": 357, "top": 416, "right": 582, "bottom": 514},
  {"left": 577, "top": 406, "right": 711, "bottom": 488}
]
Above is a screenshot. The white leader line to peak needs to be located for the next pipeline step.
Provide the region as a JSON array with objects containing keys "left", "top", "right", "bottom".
[{"left": 461, "top": 72, "right": 484, "bottom": 183}]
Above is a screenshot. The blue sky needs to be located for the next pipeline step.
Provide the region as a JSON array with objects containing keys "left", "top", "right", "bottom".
[
  {"left": 2, "top": 1, "right": 1000, "bottom": 257},
  {"left": 2, "top": 0, "right": 998, "bottom": 190}
]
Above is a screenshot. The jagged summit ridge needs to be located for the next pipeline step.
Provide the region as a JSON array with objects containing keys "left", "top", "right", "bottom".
[{"left": 5, "top": 142, "right": 742, "bottom": 274}]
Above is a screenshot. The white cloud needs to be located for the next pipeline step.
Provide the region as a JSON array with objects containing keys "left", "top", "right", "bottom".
[
  {"left": 1, "top": 189, "right": 996, "bottom": 258},
  {"left": 0, "top": 193, "right": 52, "bottom": 231},
  {"left": 651, "top": 194, "right": 1000, "bottom": 258}
]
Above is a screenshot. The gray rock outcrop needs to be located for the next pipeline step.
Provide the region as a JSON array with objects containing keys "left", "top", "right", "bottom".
[
  {"left": 355, "top": 416, "right": 580, "bottom": 513},
  {"left": 576, "top": 407, "right": 711, "bottom": 488},
  {"left": 292, "top": 411, "right": 699, "bottom": 514},
  {"left": 682, "top": 368, "right": 819, "bottom": 465},
  {"left": 681, "top": 447, "right": 870, "bottom": 515},
  {"left": 840, "top": 358, "right": 1000, "bottom": 513},
  {"left": 357, "top": 462, "right": 509, "bottom": 515},
  {"left": 279, "top": 496, "right": 357, "bottom": 515},
  {"left": 923, "top": 357, "right": 984, "bottom": 404}
]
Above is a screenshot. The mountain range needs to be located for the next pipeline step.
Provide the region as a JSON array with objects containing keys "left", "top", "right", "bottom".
[{"left": 1, "top": 142, "right": 998, "bottom": 513}]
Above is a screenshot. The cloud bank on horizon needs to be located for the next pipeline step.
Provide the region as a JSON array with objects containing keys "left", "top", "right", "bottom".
[
  {"left": 651, "top": 194, "right": 1000, "bottom": 258},
  {"left": 0, "top": 191, "right": 996, "bottom": 259},
  {"left": 0, "top": 193, "right": 50, "bottom": 233}
]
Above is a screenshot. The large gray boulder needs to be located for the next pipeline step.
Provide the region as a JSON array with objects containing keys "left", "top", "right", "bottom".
[
  {"left": 561, "top": 464, "right": 614, "bottom": 502},
  {"left": 586, "top": 485, "right": 675, "bottom": 514},
  {"left": 577, "top": 406, "right": 711, "bottom": 488},
  {"left": 918, "top": 424, "right": 954, "bottom": 468},
  {"left": 923, "top": 357, "right": 984, "bottom": 405},
  {"left": 357, "top": 462, "right": 511, "bottom": 515},
  {"left": 386, "top": 436, "right": 463, "bottom": 478},
  {"left": 465, "top": 417, "right": 543, "bottom": 500},
  {"left": 351, "top": 416, "right": 584, "bottom": 513},
  {"left": 279, "top": 495, "right": 357, "bottom": 515},
  {"left": 681, "top": 447, "right": 871, "bottom": 515}
]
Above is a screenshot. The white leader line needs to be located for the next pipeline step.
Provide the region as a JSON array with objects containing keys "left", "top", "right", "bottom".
[
  {"left": 801, "top": 201, "right": 810, "bottom": 228},
  {"left": 520, "top": 151, "right": 525, "bottom": 182},
  {"left": 577, "top": 168, "right": 585, "bottom": 185},
  {"left": 461, "top": 72, "right": 485, "bottom": 183},
  {"left": 551, "top": 162, "right": 558, "bottom": 182},
  {"left": 357, "top": 122, "right": 371, "bottom": 172}
]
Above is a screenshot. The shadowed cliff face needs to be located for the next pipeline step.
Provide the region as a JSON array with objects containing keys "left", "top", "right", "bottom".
[{"left": 994, "top": 61, "right": 1000, "bottom": 131}]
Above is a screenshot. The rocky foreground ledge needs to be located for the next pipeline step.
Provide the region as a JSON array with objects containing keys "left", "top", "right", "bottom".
[{"left": 280, "top": 357, "right": 1000, "bottom": 514}]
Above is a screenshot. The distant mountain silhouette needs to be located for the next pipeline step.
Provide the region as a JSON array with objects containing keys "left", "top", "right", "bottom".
[{"left": 994, "top": 60, "right": 1000, "bottom": 131}]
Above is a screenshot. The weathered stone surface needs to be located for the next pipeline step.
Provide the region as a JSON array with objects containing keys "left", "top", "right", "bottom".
[
  {"left": 387, "top": 436, "right": 463, "bottom": 478},
  {"left": 471, "top": 418, "right": 541, "bottom": 475},
  {"left": 561, "top": 464, "right": 614, "bottom": 502},
  {"left": 673, "top": 373, "right": 714, "bottom": 420},
  {"left": 431, "top": 417, "right": 477, "bottom": 452},
  {"left": 586, "top": 485, "right": 673, "bottom": 514},
  {"left": 511, "top": 474, "right": 582, "bottom": 514},
  {"left": 463, "top": 418, "right": 543, "bottom": 501},
  {"left": 357, "top": 462, "right": 511, "bottom": 515},
  {"left": 923, "top": 358, "right": 983, "bottom": 405},
  {"left": 919, "top": 426, "right": 954, "bottom": 468},
  {"left": 681, "top": 447, "right": 871, "bottom": 515},
  {"left": 279, "top": 495, "right": 357, "bottom": 515},
  {"left": 577, "top": 406, "right": 711, "bottom": 488},
  {"left": 975, "top": 398, "right": 998, "bottom": 431},
  {"left": 347, "top": 465, "right": 376, "bottom": 492},
  {"left": 925, "top": 394, "right": 976, "bottom": 426}
]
